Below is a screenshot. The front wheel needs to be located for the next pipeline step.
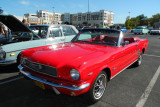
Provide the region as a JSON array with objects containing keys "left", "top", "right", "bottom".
[{"left": 86, "top": 71, "right": 107, "bottom": 103}]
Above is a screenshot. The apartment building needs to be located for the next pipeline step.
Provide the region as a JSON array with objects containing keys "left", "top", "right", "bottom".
[
  {"left": 23, "top": 9, "right": 114, "bottom": 27},
  {"left": 36, "top": 10, "right": 62, "bottom": 24},
  {"left": 71, "top": 10, "right": 114, "bottom": 27},
  {"left": 24, "top": 13, "right": 40, "bottom": 25}
]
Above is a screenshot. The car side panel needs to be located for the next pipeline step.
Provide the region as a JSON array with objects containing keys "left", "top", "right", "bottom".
[
  {"left": 45, "top": 37, "right": 65, "bottom": 45},
  {"left": 83, "top": 39, "right": 148, "bottom": 82},
  {"left": 118, "top": 42, "right": 139, "bottom": 71}
]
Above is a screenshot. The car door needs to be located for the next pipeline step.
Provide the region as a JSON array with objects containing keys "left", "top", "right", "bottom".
[
  {"left": 45, "top": 27, "right": 65, "bottom": 45},
  {"left": 118, "top": 42, "right": 139, "bottom": 71},
  {"left": 62, "top": 26, "right": 77, "bottom": 42}
]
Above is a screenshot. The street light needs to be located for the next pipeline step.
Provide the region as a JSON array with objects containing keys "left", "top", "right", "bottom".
[
  {"left": 128, "top": 12, "right": 130, "bottom": 19},
  {"left": 53, "top": 7, "right": 54, "bottom": 24},
  {"left": 88, "top": 0, "right": 89, "bottom": 13},
  {"left": 87, "top": 0, "right": 90, "bottom": 26}
]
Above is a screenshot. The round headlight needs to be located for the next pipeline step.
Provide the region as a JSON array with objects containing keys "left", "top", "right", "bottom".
[
  {"left": 70, "top": 69, "right": 80, "bottom": 80},
  {"left": 0, "top": 47, "right": 6, "bottom": 60}
]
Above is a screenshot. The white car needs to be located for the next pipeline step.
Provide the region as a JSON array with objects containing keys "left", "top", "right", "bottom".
[{"left": 150, "top": 28, "right": 160, "bottom": 35}]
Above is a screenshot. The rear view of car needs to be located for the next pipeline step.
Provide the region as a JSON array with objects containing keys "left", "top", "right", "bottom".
[
  {"left": 150, "top": 28, "right": 160, "bottom": 35},
  {"left": 133, "top": 26, "right": 149, "bottom": 35}
]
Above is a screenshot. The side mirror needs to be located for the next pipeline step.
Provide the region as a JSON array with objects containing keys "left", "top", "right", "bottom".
[
  {"left": 122, "top": 41, "right": 129, "bottom": 47},
  {"left": 125, "top": 41, "right": 129, "bottom": 45}
]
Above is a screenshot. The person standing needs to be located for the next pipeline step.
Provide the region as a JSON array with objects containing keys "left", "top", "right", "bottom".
[
  {"left": 22, "top": 19, "right": 29, "bottom": 26},
  {"left": 1, "top": 24, "right": 8, "bottom": 38}
]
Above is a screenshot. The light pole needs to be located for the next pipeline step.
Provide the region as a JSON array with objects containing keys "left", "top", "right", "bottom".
[
  {"left": 88, "top": 0, "right": 89, "bottom": 13},
  {"left": 53, "top": 7, "right": 55, "bottom": 24},
  {"left": 128, "top": 12, "right": 130, "bottom": 19},
  {"left": 87, "top": 0, "right": 90, "bottom": 26}
]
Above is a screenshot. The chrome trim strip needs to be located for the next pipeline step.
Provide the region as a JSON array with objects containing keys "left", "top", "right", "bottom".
[
  {"left": 111, "top": 59, "right": 138, "bottom": 79},
  {"left": 0, "top": 59, "right": 16, "bottom": 65},
  {"left": 18, "top": 65, "right": 90, "bottom": 91}
]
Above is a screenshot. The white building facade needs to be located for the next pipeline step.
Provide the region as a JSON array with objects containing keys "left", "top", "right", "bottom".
[
  {"left": 71, "top": 10, "right": 114, "bottom": 27},
  {"left": 23, "top": 10, "right": 114, "bottom": 27},
  {"left": 36, "top": 10, "right": 62, "bottom": 24}
]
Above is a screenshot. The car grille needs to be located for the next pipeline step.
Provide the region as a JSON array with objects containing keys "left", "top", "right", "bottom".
[{"left": 23, "top": 59, "right": 58, "bottom": 77}]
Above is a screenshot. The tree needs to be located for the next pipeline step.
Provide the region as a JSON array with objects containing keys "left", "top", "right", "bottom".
[
  {"left": 125, "top": 16, "right": 131, "bottom": 29},
  {"left": 125, "top": 14, "right": 148, "bottom": 29},
  {"left": 149, "top": 14, "right": 160, "bottom": 26}
]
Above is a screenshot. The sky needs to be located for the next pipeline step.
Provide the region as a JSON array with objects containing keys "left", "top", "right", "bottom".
[{"left": 1, "top": 0, "right": 160, "bottom": 24}]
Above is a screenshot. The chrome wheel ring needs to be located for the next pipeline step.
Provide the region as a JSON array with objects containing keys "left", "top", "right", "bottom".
[
  {"left": 138, "top": 55, "right": 142, "bottom": 65},
  {"left": 93, "top": 73, "right": 107, "bottom": 100}
]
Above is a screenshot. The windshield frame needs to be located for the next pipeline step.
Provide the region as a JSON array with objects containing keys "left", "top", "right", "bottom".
[{"left": 72, "top": 28, "right": 122, "bottom": 47}]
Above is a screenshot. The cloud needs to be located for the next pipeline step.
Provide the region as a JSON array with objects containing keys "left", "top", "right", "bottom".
[{"left": 20, "top": 0, "right": 29, "bottom": 5}]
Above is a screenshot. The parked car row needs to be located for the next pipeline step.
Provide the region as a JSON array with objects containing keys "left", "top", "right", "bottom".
[
  {"left": 0, "top": 14, "right": 149, "bottom": 103},
  {"left": 132, "top": 26, "right": 160, "bottom": 35}
]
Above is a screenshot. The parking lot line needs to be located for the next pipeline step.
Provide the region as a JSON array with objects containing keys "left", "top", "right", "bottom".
[
  {"left": 144, "top": 54, "right": 160, "bottom": 58},
  {"left": 136, "top": 66, "right": 160, "bottom": 107},
  {"left": 0, "top": 76, "right": 23, "bottom": 85}
]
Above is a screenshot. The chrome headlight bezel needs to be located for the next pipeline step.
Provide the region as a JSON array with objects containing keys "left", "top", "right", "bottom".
[
  {"left": 0, "top": 47, "right": 6, "bottom": 60},
  {"left": 70, "top": 69, "right": 80, "bottom": 81}
]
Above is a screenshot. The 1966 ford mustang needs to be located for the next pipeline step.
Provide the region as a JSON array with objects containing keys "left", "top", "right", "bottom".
[{"left": 18, "top": 28, "right": 148, "bottom": 102}]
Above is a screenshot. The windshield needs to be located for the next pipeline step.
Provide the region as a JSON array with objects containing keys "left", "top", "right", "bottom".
[
  {"left": 30, "top": 26, "right": 49, "bottom": 38},
  {"left": 72, "top": 29, "right": 120, "bottom": 46}
]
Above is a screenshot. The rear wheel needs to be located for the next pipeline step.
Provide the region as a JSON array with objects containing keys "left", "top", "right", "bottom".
[
  {"left": 134, "top": 54, "right": 142, "bottom": 67},
  {"left": 86, "top": 71, "right": 107, "bottom": 103}
]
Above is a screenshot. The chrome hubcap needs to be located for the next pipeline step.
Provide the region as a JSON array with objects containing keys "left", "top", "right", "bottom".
[
  {"left": 93, "top": 74, "right": 106, "bottom": 99},
  {"left": 138, "top": 55, "right": 142, "bottom": 65}
]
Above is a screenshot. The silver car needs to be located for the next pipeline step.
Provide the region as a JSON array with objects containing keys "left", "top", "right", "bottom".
[{"left": 0, "top": 15, "right": 78, "bottom": 66}]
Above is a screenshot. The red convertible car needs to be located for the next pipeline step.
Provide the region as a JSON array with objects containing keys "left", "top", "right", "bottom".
[{"left": 18, "top": 28, "right": 148, "bottom": 102}]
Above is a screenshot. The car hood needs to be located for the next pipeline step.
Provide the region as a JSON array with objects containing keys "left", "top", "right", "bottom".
[
  {"left": 22, "top": 43, "right": 117, "bottom": 68},
  {"left": 0, "top": 15, "right": 31, "bottom": 32}
]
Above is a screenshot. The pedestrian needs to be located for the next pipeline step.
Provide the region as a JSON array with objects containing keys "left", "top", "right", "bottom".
[
  {"left": 8, "top": 29, "right": 12, "bottom": 39},
  {"left": 22, "top": 19, "right": 29, "bottom": 26},
  {"left": 1, "top": 23, "right": 8, "bottom": 38}
]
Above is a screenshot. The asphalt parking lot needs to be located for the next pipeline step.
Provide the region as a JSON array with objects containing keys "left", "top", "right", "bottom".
[{"left": 0, "top": 32, "right": 160, "bottom": 107}]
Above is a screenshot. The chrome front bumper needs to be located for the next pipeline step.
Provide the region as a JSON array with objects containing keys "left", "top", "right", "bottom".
[
  {"left": 0, "top": 59, "right": 17, "bottom": 66},
  {"left": 18, "top": 65, "right": 90, "bottom": 91}
]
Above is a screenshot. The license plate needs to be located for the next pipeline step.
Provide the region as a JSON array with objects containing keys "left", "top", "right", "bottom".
[{"left": 34, "top": 80, "right": 45, "bottom": 90}]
